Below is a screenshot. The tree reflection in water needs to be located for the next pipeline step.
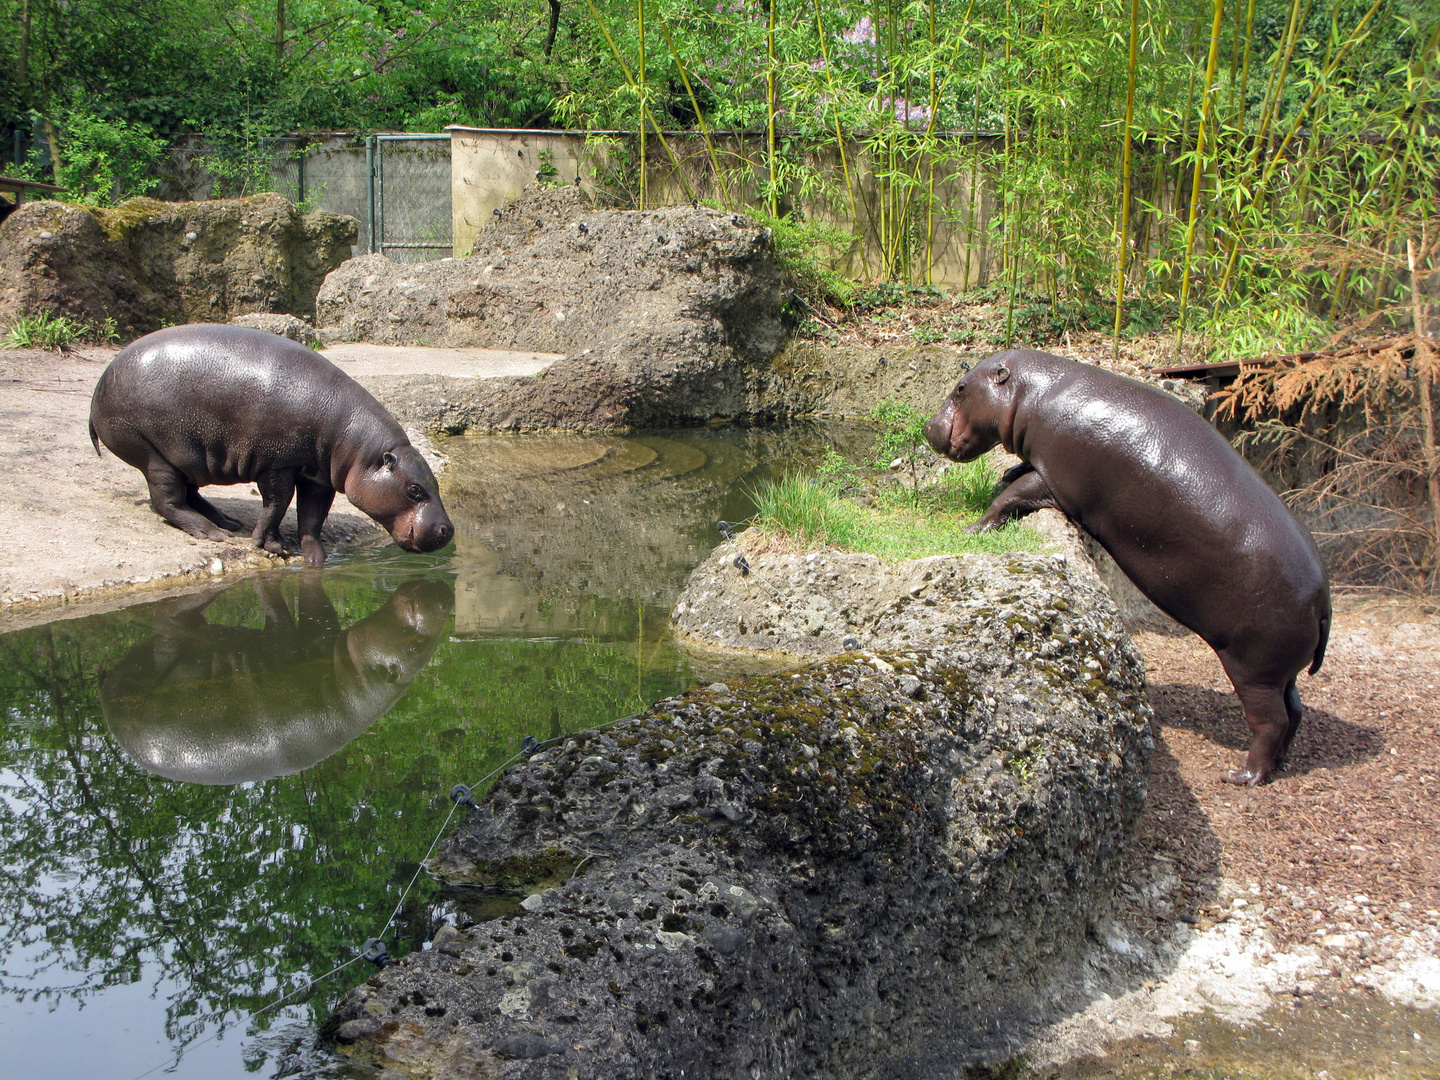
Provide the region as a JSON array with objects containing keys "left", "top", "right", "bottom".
[{"left": 0, "top": 569, "right": 689, "bottom": 1077}]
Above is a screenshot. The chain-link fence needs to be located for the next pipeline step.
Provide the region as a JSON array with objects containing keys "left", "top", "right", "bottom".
[
  {"left": 371, "top": 134, "right": 452, "bottom": 263},
  {"left": 142, "top": 133, "right": 453, "bottom": 261}
]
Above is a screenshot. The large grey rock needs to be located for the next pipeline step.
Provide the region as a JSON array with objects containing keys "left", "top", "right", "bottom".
[
  {"left": 314, "top": 186, "right": 788, "bottom": 431},
  {"left": 228, "top": 312, "right": 320, "bottom": 348},
  {"left": 0, "top": 194, "right": 356, "bottom": 337},
  {"left": 322, "top": 537, "right": 1153, "bottom": 1078}
]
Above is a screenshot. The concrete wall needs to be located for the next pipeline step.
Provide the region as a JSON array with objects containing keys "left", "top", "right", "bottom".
[{"left": 449, "top": 126, "right": 1003, "bottom": 287}]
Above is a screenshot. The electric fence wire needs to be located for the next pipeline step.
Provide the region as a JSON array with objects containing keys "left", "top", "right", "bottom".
[{"left": 125, "top": 707, "right": 644, "bottom": 1080}]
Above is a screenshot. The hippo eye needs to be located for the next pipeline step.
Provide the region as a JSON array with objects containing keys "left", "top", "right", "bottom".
[{"left": 406, "top": 483, "right": 427, "bottom": 503}]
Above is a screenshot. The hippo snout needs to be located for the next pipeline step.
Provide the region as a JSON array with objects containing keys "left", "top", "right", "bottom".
[
  {"left": 391, "top": 508, "right": 454, "bottom": 554},
  {"left": 925, "top": 409, "right": 954, "bottom": 458}
]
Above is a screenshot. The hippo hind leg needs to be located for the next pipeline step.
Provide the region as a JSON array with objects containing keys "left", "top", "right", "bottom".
[
  {"left": 186, "top": 489, "right": 243, "bottom": 532},
  {"left": 1275, "top": 676, "right": 1305, "bottom": 769},
  {"left": 1221, "top": 674, "right": 1298, "bottom": 786},
  {"left": 144, "top": 462, "right": 233, "bottom": 542}
]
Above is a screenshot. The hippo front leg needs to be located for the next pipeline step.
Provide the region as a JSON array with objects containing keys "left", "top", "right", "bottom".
[
  {"left": 252, "top": 470, "right": 297, "bottom": 555},
  {"left": 295, "top": 481, "right": 336, "bottom": 568},
  {"left": 967, "top": 468, "right": 1059, "bottom": 532}
]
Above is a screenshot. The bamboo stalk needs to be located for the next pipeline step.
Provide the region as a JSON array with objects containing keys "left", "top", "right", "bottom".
[
  {"left": 658, "top": 19, "right": 734, "bottom": 210},
  {"left": 766, "top": 0, "right": 778, "bottom": 218},
  {"left": 1235, "top": 0, "right": 1257, "bottom": 124},
  {"left": 638, "top": 0, "right": 646, "bottom": 210},
  {"left": 1175, "top": 0, "right": 1227, "bottom": 354},
  {"left": 1113, "top": 0, "right": 1140, "bottom": 360},
  {"left": 1409, "top": 235, "right": 1440, "bottom": 586},
  {"left": 1219, "top": 0, "right": 1387, "bottom": 294},
  {"left": 810, "top": 0, "right": 871, "bottom": 279},
  {"left": 581, "top": 0, "right": 697, "bottom": 206},
  {"left": 924, "top": 0, "right": 937, "bottom": 287}
]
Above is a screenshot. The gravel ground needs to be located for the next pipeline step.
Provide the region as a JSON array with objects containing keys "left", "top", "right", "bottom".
[
  {"left": 1124, "top": 598, "right": 1440, "bottom": 989},
  {"left": 1028, "top": 597, "right": 1440, "bottom": 1076}
]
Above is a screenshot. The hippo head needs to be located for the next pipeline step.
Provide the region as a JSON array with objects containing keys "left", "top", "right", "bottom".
[
  {"left": 346, "top": 445, "right": 454, "bottom": 554},
  {"left": 346, "top": 579, "right": 454, "bottom": 684},
  {"left": 925, "top": 355, "right": 1015, "bottom": 461}
]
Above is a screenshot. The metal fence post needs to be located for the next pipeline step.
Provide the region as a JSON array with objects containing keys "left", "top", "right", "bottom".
[{"left": 366, "top": 136, "right": 377, "bottom": 255}]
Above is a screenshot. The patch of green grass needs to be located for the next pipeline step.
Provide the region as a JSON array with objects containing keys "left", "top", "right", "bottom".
[
  {"left": 922, "top": 456, "right": 1004, "bottom": 517},
  {"left": 2, "top": 310, "right": 111, "bottom": 350},
  {"left": 750, "top": 470, "right": 1042, "bottom": 563}
]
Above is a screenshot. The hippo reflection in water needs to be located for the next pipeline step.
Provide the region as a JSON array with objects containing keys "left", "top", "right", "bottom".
[{"left": 101, "top": 575, "right": 453, "bottom": 784}]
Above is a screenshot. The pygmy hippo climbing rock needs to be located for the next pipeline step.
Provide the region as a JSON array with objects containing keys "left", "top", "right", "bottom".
[
  {"left": 925, "top": 348, "right": 1331, "bottom": 786},
  {"left": 89, "top": 324, "right": 453, "bottom": 566}
]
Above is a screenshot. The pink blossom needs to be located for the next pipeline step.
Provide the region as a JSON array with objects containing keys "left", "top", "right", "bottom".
[{"left": 841, "top": 16, "right": 874, "bottom": 45}]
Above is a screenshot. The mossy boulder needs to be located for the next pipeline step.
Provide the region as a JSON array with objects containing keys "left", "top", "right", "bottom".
[
  {"left": 0, "top": 193, "right": 356, "bottom": 337},
  {"left": 322, "top": 525, "right": 1153, "bottom": 1078}
]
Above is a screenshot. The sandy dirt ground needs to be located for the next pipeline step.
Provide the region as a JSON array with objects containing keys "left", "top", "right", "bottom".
[{"left": 0, "top": 343, "right": 558, "bottom": 629}]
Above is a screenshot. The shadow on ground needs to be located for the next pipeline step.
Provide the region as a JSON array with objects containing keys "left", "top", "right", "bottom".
[{"left": 1150, "top": 682, "right": 1385, "bottom": 779}]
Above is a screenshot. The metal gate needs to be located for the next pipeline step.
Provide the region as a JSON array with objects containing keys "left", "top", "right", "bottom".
[{"left": 368, "top": 134, "right": 453, "bottom": 261}]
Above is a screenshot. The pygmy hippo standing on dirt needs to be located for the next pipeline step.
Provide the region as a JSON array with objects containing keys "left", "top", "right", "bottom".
[
  {"left": 925, "top": 348, "right": 1330, "bottom": 786},
  {"left": 89, "top": 324, "right": 453, "bottom": 567}
]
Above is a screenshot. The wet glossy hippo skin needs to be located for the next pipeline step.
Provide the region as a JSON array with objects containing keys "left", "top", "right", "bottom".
[
  {"left": 101, "top": 575, "right": 453, "bottom": 784},
  {"left": 90, "top": 324, "right": 453, "bottom": 566},
  {"left": 925, "top": 349, "right": 1331, "bottom": 785}
]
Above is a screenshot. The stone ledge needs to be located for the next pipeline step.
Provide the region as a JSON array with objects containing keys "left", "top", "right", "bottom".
[{"left": 323, "top": 524, "right": 1154, "bottom": 1078}]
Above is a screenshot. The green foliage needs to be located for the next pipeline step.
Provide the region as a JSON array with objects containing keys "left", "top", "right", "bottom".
[
  {"left": 816, "top": 446, "right": 861, "bottom": 487},
  {"left": 869, "top": 397, "right": 932, "bottom": 502},
  {"left": 2, "top": 310, "right": 107, "bottom": 349},
  {"left": 751, "top": 208, "right": 858, "bottom": 309},
  {"left": 1197, "top": 295, "right": 1335, "bottom": 362},
  {"left": 750, "top": 471, "right": 1041, "bottom": 562},
  {"left": 51, "top": 109, "right": 164, "bottom": 205},
  {"left": 0, "top": 0, "right": 1433, "bottom": 349},
  {"left": 926, "top": 456, "right": 1001, "bottom": 518},
  {"left": 750, "top": 472, "right": 866, "bottom": 551}
]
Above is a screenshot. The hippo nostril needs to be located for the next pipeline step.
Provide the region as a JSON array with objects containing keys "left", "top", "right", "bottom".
[{"left": 437, "top": 522, "right": 453, "bottom": 544}]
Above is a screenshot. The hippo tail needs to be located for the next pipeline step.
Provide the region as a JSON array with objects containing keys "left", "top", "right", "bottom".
[
  {"left": 1309, "top": 607, "right": 1331, "bottom": 675},
  {"left": 89, "top": 418, "right": 102, "bottom": 457}
]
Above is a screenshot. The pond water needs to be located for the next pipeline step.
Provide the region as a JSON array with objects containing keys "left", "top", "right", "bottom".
[{"left": 0, "top": 423, "right": 871, "bottom": 1080}]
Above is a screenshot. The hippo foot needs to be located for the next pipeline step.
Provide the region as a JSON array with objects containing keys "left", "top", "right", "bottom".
[
  {"left": 1222, "top": 766, "right": 1267, "bottom": 786},
  {"left": 214, "top": 513, "right": 244, "bottom": 532},
  {"left": 259, "top": 538, "right": 286, "bottom": 556},
  {"left": 301, "top": 536, "right": 327, "bottom": 568}
]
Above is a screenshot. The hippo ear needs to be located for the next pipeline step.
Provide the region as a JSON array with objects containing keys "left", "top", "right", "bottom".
[
  {"left": 381, "top": 451, "right": 398, "bottom": 470},
  {"left": 989, "top": 365, "right": 1011, "bottom": 385}
]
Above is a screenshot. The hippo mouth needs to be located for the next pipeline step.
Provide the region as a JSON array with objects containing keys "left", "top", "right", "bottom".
[{"left": 390, "top": 519, "right": 453, "bottom": 554}]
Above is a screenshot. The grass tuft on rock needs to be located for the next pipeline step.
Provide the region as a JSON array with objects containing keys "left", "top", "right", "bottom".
[{"left": 750, "top": 461, "right": 1043, "bottom": 562}]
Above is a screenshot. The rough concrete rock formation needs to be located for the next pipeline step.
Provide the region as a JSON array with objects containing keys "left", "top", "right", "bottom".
[
  {"left": 0, "top": 194, "right": 356, "bottom": 336},
  {"left": 315, "top": 186, "right": 789, "bottom": 431},
  {"left": 228, "top": 312, "right": 322, "bottom": 347},
  {"left": 323, "top": 535, "right": 1153, "bottom": 1078}
]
